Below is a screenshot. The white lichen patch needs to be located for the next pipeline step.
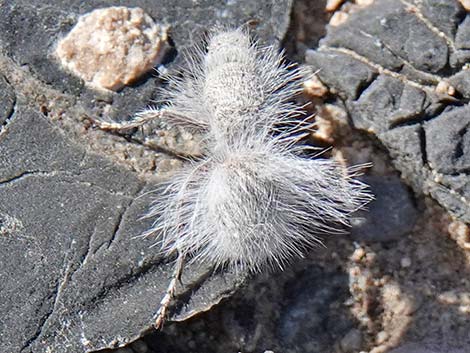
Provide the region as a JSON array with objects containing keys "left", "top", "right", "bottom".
[{"left": 56, "top": 7, "right": 168, "bottom": 91}]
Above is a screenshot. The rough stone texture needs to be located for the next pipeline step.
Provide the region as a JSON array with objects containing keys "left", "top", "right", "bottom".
[
  {"left": 0, "top": 1, "right": 292, "bottom": 352},
  {"left": 277, "top": 268, "right": 355, "bottom": 352},
  {"left": 351, "top": 175, "right": 418, "bottom": 242},
  {"left": 56, "top": 7, "right": 169, "bottom": 91},
  {"left": 0, "top": 74, "right": 15, "bottom": 126},
  {"left": 306, "top": 0, "right": 470, "bottom": 223},
  {"left": 0, "top": 107, "right": 244, "bottom": 353}
]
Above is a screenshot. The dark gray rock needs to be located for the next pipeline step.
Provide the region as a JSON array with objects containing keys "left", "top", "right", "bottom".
[
  {"left": 278, "top": 267, "right": 356, "bottom": 353},
  {"left": 351, "top": 175, "right": 418, "bottom": 242},
  {"left": 419, "top": 0, "right": 464, "bottom": 39},
  {"left": 455, "top": 15, "right": 470, "bottom": 49},
  {"left": 305, "top": 50, "right": 377, "bottom": 100},
  {"left": 424, "top": 106, "right": 470, "bottom": 175},
  {"left": 0, "top": 107, "right": 245, "bottom": 353},
  {"left": 306, "top": 0, "right": 470, "bottom": 223}
]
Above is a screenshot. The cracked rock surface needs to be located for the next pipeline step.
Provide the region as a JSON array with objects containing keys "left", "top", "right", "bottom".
[
  {"left": 0, "top": 1, "right": 292, "bottom": 352},
  {"left": 306, "top": 0, "right": 470, "bottom": 223},
  {"left": 0, "top": 106, "right": 244, "bottom": 353}
]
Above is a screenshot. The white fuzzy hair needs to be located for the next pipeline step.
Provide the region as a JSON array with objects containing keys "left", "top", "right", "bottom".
[{"left": 143, "top": 28, "right": 370, "bottom": 272}]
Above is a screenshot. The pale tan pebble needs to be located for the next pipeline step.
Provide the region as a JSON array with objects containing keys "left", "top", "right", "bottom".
[
  {"left": 329, "top": 11, "right": 349, "bottom": 26},
  {"left": 351, "top": 247, "right": 366, "bottom": 262},
  {"left": 458, "top": 305, "right": 470, "bottom": 313},
  {"left": 319, "top": 103, "right": 348, "bottom": 122},
  {"left": 447, "top": 220, "right": 470, "bottom": 251},
  {"left": 460, "top": 291, "right": 470, "bottom": 304},
  {"left": 355, "top": 0, "right": 374, "bottom": 6},
  {"left": 459, "top": 0, "right": 470, "bottom": 11},
  {"left": 464, "top": 242, "right": 470, "bottom": 250},
  {"left": 400, "top": 257, "right": 411, "bottom": 268},
  {"left": 314, "top": 104, "right": 349, "bottom": 143},
  {"left": 394, "top": 298, "right": 414, "bottom": 315},
  {"left": 435, "top": 80, "right": 455, "bottom": 96},
  {"left": 438, "top": 290, "right": 459, "bottom": 304},
  {"left": 349, "top": 266, "right": 373, "bottom": 293},
  {"left": 382, "top": 283, "right": 415, "bottom": 315},
  {"left": 326, "top": 0, "right": 345, "bottom": 12},
  {"left": 376, "top": 331, "right": 389, "bottom": 345},
  {"left": 349, "top": 265, "right": 361, "bottom": 278},
  {"left": 448, "top": 85, "right": 456, "bottom": 96},
  {"left": 56, "top": 7, "right": 168, "bottom": 91},
  {"left": 303, "top": 75, "right": 328, "bottom": 98},
  {"left": 157, "top": 158, "right": 182, "bottom": 174},
  {"left": 312, "top": 115, "right": 335, "bottom": 144},
  {"left": 448, "top": 220, "right": 470, "bottom": 241}
]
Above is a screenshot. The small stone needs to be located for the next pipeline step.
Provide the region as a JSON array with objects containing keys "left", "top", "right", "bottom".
[
  {"left": 448, "top": 220, "right": 470, "bottom": 250},
  {"left": 303, "top": 75, "right": 328, "bottom": 97},
  {"left": 326, "top": 0, "right": 345, "bottom": 12},
  {"left": 438, "top": 290, "right": 459, "bottom": 305},
  {"left": 56, "top": 7, "right": 168, "bottom": 91},
  {"left": 400, "top": 257, "right": 411, "bottom": 268},
  {"left": 459, "top": 0, "right": 470, "bottom": 11},
  {"left": 355, "top": 0, "right": 374, "bottom": 6},
  {"left": 435, "top": 80, "right": 455, "bottom": 96},
  {"left": 312, "top": 116, "right": 335, "bottom": 144},
  {"left": 376, "top": 331, "right": 389, "bottom": 345},
  {"left": 329, "top": 11, "right": 349, "bottom": 26},
  {"left": 351, "top": 175, "right": 418, "bottom": 242},
  {"left": 448, "top": 220, "right": 470, "bottom": 240},
  {"left": 351, "top": 247, "right": 366, "bottom": 262}
]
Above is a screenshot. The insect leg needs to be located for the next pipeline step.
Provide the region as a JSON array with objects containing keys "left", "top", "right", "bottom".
[{"left": 154, "top": 251, "right": 185, "bottom": 329}]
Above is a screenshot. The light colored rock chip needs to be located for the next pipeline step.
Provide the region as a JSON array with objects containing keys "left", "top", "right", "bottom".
[
  {"left": 329, "top": 11, "right": 349, "bottom": 26},
  {"left": 56, "top": 7, "right": 168, "bottom": 91},
  {"left": 326, "top": 0, "right": 345, "bottom": 12},
  {"left": 355, "top": 0, "right": 374, "bottom": 6},
  {"left": 459, "top": 0, "right": 470, "bottom": 11},
  {"left": 303, "top": 74, "right": 328, "bottom": 97}
]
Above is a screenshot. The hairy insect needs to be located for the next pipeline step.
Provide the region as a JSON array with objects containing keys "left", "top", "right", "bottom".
[{"left": 93, "top": 28, "right": 371, "bottom": 328}]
